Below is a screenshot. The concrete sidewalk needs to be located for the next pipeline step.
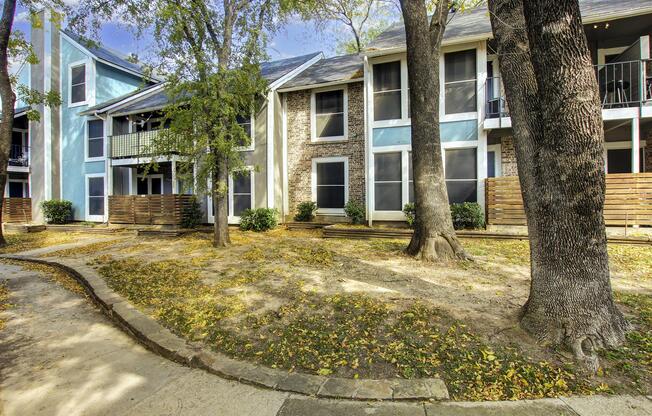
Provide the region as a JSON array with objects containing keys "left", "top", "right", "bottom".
[{"left": 1, "top": 261, "right": 650, "bottom": 416}]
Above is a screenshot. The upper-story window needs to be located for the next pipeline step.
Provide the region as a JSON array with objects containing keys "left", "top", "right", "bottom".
[
  {"left": 444, "top": 49, "right": 477, "bottom": 114},
  {"left": 236, "top": 114, "right": 254, "bottom": 150},
  {"left": 70, "top": 63, "right": 87, "bottom": 105},
  {"left": 87, "top": 119, "right": 104, "bottom": 160},
  {"left": 312, "top": 87, "right": 347, "bottom": 141},
  {"left": 373, "top": 61, "right": 402, "bottom": 121}
]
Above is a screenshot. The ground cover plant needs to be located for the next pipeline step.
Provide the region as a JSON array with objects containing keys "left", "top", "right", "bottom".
[{"left": 34, "top": 229, "right": 652, "bottom": 399}]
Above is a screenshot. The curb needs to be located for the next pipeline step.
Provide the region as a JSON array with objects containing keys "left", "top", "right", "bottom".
[{"left": 1, "top": 254, "right": 449, "bottom": 402}]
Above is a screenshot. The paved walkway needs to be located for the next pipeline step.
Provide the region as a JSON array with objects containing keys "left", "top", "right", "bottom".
[{"left": 1, "top": 261, "right": 651, "bottom": 416}]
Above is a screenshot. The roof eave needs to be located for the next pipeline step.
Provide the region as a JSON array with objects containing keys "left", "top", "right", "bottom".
[{"left": 278, "top": 77, "right": 364, "bottom": 93}]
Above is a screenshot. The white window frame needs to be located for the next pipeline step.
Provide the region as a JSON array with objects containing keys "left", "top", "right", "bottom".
[
  {"left": 372, "top": 149, "right": 407, "bottom": 219},
  {"left": 235, "top": 113, "right": 255, "bottom": 151},
  {"left": 604, "top": 140, "right": 646, "bottom": 173},
  {"left": 311, "top": 86, "right": 348, "bottom": 142},
  {"left": 487, "top": 143, "right": 502, "bottom": 177},
  {"left": 597, "top": 47, "right": 628, "bottom": 66},
  {"left": 441, "top": 46, "right": 478, "bottom": 119},
  {"left": 85, "top": 118, "right": 105, "bottom": 162},
  {"left": 68, "top": 60, "right": 89, "bottom": 108},
  {"left": 136, "top": 174, "right": 165, "bottom": 195},
  {"left": 311, "top": 156, "right": 349, "bottom": 215},
  {"left": 370, "top": 56, "right": 411, "bottom": 128},
  {"left": 85, "top": 173, "right": 106, "bottom": 222},
  {"left": 5, "top": 179, "right": 29, "bottom": 198},
  {"left": 228, "top": 167, "right": 255, "bottom": 223}
]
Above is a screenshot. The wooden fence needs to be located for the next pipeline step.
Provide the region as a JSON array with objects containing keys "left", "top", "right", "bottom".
[
  {"left": 486, "top": 173, "right": 652, "bottom": 227},
  {"left": 108, "top": 194, "right": 194, "bottom": 226},
  {"left": 2, "top": 198, "right": 32, "bottom": 223}
]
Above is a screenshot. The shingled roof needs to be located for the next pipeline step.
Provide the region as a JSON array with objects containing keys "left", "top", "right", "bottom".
[{"left": 279, "top": 54, "right": 364, "bottom": 90}]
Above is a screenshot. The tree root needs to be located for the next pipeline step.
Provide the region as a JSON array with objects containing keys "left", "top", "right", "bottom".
[{"left": 406, "top": 231, "right": 472, "bottom": 262}]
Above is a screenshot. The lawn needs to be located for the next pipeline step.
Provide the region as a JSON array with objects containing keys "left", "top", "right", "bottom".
[
  {"left": 6, "top": 228, "right": 650, "bottom": 400},
  {"left": 0, "top": 231, "right": 98, "bottom": 254}
]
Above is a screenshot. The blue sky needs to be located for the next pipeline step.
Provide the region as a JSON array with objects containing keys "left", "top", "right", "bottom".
[{"left": 11, "top": 7, "right": 348, "bottom": 70}]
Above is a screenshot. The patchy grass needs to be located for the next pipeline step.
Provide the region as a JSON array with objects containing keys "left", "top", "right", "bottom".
[
  {"left": 41, "top": 239, "right": 122, "bottom": 258},
  {"left": 0, "top": 231, "right": 92, "bottom": 255},
  {"left": 0, "top": 281, "right": 10, "bottom": 331},
  {"left": 37, "top": 229, "right": 652, "bottom": 399}
]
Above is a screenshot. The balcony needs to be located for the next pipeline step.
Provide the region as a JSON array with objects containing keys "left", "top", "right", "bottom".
[
  {"left": 9, "top": 145, "right": 30, "bottom": 167},
  {"left": 109, "top": 130, "right": 180, "bottom": 159}
]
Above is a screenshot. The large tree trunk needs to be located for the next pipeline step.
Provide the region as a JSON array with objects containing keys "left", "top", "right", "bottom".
[
  {"left": 211, "top": 154, "right": 230, "bottom": 247},
  {"left": 400, "top": 0, "right": 467, "bottom": 261},
  {"left": 0, "top": 0, "right": 18, "bottom": 247},
  {"left": 489, "top": 0, "right": 628, "bottom": 371}
]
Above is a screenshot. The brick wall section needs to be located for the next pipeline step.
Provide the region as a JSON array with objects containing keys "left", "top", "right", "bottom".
[
  {"left": 286, "top": 82, "right": 366, "bottom": 218},
  {"left": 500, "top": 136, "right": 519, "bottom": 176},
  {"left": 646, "top": 128, "right": 652, "bottom": 173}
]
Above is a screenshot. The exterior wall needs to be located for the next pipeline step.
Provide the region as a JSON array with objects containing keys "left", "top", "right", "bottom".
[
  {"left": 500, "top": 136, "right": 518, "bottom": 176},
  {"left": 242, "top": 104, "right": 268, "bottom": 209},
  {"left": 645, "top": 128, "right": 652, "bottom": 173},
  {"left": 96, "top": 62, "right": 143, "bottom": 103},
  {"left": 286, "top": 82, "right": 366, "bottom": 219}
]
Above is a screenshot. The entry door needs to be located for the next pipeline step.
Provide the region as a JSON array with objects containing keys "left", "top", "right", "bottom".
[{"left": 137, "top": 175, "right": 164, "bottom": 195}]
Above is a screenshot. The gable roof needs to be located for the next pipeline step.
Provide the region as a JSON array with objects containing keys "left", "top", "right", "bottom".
[
  {"left": 279, "top": 54, "right": 364, "bottom": 91},
  {"left": 366, "top": 0, "right": 652, "bottom": 55},
  {"left": 260, "top": 52, "right": 322, "bottom": 84},
  {"left": 61, "top": 30, "right": 158, "bottom": 80},
  {"left": 79, "top": 83, "right": 164, "bottom": 116}
]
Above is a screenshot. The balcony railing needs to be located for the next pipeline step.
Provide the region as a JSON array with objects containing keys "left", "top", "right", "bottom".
[
  {"left": 9, "top": 145, "right": 29, "bottom": 167},
  {"left": 485, "top": 76, "right": 508, "bottom": 119},
  {"left": 109, "top": 130, "right": 179, "bottom": 159}
]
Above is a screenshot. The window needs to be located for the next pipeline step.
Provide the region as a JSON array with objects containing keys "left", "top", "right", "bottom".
[
  {"left": 137, "top": 175, "right": 164, "bottom": 195},
  {"left": 408, "top": 152, "right": 414, "bottom": 203},
  {"left": 70, "top": 63, "right": 87, "bottom": 105},
  {"left": 373, "top": 61, "right": 402, "bottom": 121},
  {"left": 87, "top": 119, "right": 104, "bottom": 159},
  {"left": 374, "top": 152, "right": 402, "bottom": 211},
  {"left": 231, "top": 170, "right": 253, "bottom": 217},
  {"left": 313, "top": 89, "right": 346, "bottom": 140},
  {"left": 487, "top": 144, "right": 502, "bottom": 178},
  {"left": 313, "top": 158, "right": 348, "bottom": 212},
  {"left": 87, "top": 175, "right": 105, "bottom": 221},
  {"left": 236, "top": 115, "right": 254, "bottom": 149},
  {"left": 445, "top": 148, "right": 477, "bottom": 203},
  {"left": 444, "top": 50, "right": 477, "bottom": 114},
  {"left": 7, "top": 180, "right": 28, "bottom": 198}
]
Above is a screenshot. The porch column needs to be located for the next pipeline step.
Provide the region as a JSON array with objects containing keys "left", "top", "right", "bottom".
[
  {"left": 632, "top": 118, "right": 640, "bottom": 173},
  {"left": 171, "top": 159, "right": 178, "bottom": 194}
]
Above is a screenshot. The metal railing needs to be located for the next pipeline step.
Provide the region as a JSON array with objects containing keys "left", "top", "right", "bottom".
[
  {"left": 9, "top": 145, "right": 29, "bottom": 167},
  {"left": 645, "top": 59, "right": 652, "bottom": 102},
  {"left": 485, "top": 76, "right": 508, "bottom": 119},
  {"left": 109, "top": 130, "right": 180, "bottom": 159},
  {"left": 594, "top": 60, "right": 643, "bottom": 108}
]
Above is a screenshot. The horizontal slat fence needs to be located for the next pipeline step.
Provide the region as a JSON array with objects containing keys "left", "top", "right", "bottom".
[
  {"left": 486, "top": 174, "right": 652, "bottom": 227},
  {"left": 2, "top": 198, "right": 32, "bottom": 223},
  {"left": 109, "top": 194, "right": 194, "bottom": 226}
]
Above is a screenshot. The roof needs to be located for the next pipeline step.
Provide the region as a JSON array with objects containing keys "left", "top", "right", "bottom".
[
  {"left": 62, "top": 30, "right": 156, "bottom": 79},
  {"left": 279, "top": 54, "right": 364, "bottom": 90},
  {"left": 366, "top": 0, "right": 652, "bottom": 54},
  {"left": 260, "top": 52, "right": 322, "bottom": 83},
  {"left": 114, "top": 89, "right": 171, "bottom": 114},
  {"left": 79, "top": 83, "right": 163, "bottom": 115}
]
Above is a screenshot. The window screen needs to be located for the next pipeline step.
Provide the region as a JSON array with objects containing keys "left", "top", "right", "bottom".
[
  {"left": 88, "top": 177, "right": 104, "bottom": 216},
  {"left": 315, "top": 90, "right": 345, "bottom": 138},
  {"left": 374, "top": 152, "right": 402, "bottom": 211},
  {"left": 316, "top": 162, "right": 346, "bottom": 209},
  {"left": 236, "top": 115, "right": 252, "bottom": 145},
  {"left": 444, "top": 50, "right": 476, "bottom": 114},
  {"left": 373, "top": 61, "right": 402, "bottom": 121},
  {"left": 232, "top": 171, "right": 252, "bottom": 216},
  {"left": 445, "top": 148, "right": 477, "bottom": 203},
  {"left": 87, "top": 119, "right": 104, "bottom": 158},
  {"left": 71, "top": 64, "right": 86, "bottom": 104}
]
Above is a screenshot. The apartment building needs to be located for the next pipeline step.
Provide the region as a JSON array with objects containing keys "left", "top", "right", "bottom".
[{"left": 6, "top": 0, "right": 652, "bottom": 228}]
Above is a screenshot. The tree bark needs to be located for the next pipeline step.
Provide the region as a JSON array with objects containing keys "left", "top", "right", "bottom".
[
  {"left": 489, "top": 0, "right": 628, "bottom": 371},
  {"left": 0, "top": 0, "right": 18, "bottom": 247},
  {"left": 211, "top": 152, "right": 230, "bottom": 247},
  {"left": 400, "top": 0, "right": 468, "bottom": 261}
]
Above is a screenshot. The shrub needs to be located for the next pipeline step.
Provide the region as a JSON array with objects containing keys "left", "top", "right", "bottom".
[
  {"left": 451, "top": 202, "right": 485, "bottom": 230},
  {"left": 403, "top": 203, "right": 416, "bottom": 228},
  {"left": 181, "top": 196, "right": 203, "bottom": 229},
  {"left": 344, "top": 201, "right": 365, "bottom": 224},
  {"left": 240, "top": 208, "right": 278, "bottom": 232},
  {"left": 294, "top": 201, "right": 317, "bottom": 222},
  {"left": 40, "top": 200, "right": 73, "bottom": 224}
]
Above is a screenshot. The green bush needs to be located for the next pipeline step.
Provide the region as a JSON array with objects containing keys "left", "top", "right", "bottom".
[
  {"left": 181, "top": 196, "right": 203, "bottom": 229},
  {"left": 40, "top": 200, "right": 73, "bottom": 224},
  {"left": 344, "top": 201, "right": 365, "bottom": 224},
  {"left": 451, "top": 202, "right": 485, "bottom": 230},
  {"left": 240, "top": 208, "right": 278, "bottom": 232},
  {"left": 294, "top": 201, "right": 317, "bottom": 222},
  {"left": 403, "top": 203, "right": 416, "bottom": 228}
]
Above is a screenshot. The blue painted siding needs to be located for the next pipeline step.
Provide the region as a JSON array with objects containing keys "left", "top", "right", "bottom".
[
  {"left": 15, "top": 64, "right": 30, "bottom": 108},
  {"left": 60, "top": 36, "right": 142, "bottom": 220},
  {"left": 373, "top": 120, "right": 477, "bottom": 147}
]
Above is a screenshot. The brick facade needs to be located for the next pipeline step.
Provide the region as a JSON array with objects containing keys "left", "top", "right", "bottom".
[
  {"left": 500, "top": 136, "right": 519, "bottom": 176},
  {"left": 286, "top": 82, "right": 366, "bottom": 218},
  {"left": 645, "top": 128, "right": 652, "bottom": 172}
]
